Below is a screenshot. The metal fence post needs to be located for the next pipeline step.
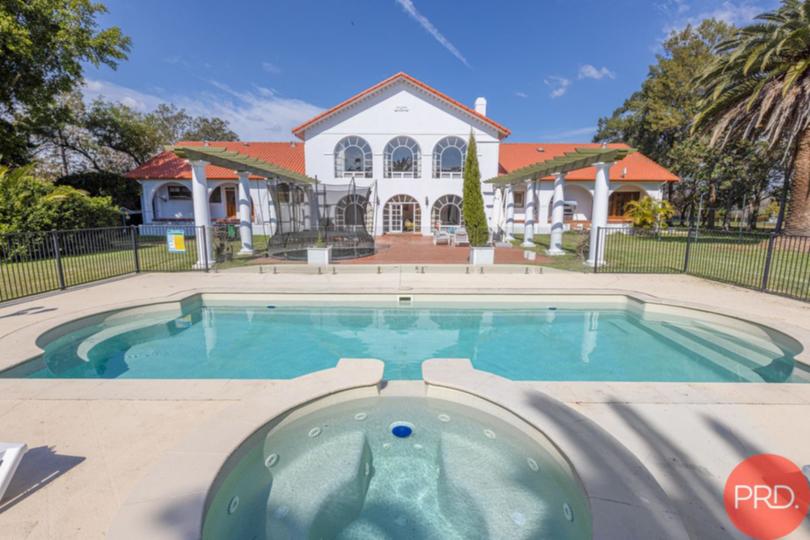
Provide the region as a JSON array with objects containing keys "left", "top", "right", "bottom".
[
  {"left": 760, "top": 233, "right": 776, "bottom": 291},
  {"left": 130, "top": 226, "right": 141, "bottom": 273},
  {"left": 593, "top": 227, "right": 601, "bottom": 273},
  {"left": 683, "top": 227, "right": 694, "bottom": 274},
  {"left": 51, "top": 231, "right": 66, "bottom": 289},
  {"left": 202, "top": 226, "right": 210, "bottom": 272}
]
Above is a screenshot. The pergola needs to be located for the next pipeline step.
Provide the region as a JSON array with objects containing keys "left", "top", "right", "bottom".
[
  {"left": 485, "top": 146, "right": 636, "bottom": 266},
  {"left": 169, "top": 145, "right": 317, "bottom": 267}
]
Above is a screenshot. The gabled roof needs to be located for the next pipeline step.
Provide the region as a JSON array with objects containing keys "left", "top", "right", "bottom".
[
  {"left": 499, "top": 143, "right": 679, "bottom": 182},
  {"left": 125, "top": 141, "right": 305, "bottom": 180},
  {"left": 291, "top": 72, "right": 511, "bottom": 140}
]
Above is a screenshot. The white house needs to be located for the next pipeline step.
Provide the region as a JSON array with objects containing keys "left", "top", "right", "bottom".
[{"left": 128, "top": 72, "right": 678, "bottom": 239}]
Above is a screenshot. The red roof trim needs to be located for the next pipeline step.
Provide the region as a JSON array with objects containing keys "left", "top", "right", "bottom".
[{"left": 291, "top": 72, "right": 511, "bottom": 139}]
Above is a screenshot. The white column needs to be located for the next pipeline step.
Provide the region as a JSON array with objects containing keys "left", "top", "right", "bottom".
[
  {"left": 422, "top": 196, "right": 431, "bottom": 235},
  {"left": 547, "top": 172, "right": 566, "bottom": 256},
  {"left": 190, "top": 160, "right": 213, "bottom": 268},
  {"left": 505, "top": 185, "right": 515, "bottom": 241},
  {"left": 521, "top": 180, "right": 536, "bottom": 247},
  {"left": 265, "top": 179, "right": 278, "bottom": 236},
  {"left": 586, "top": 162, "right": 612, "bottom": 267},
  {"left": 236, "top": 171, "right": 254, "bottom": 255}
]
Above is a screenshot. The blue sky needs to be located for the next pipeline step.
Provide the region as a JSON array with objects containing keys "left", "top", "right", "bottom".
[{"left": 84, "top": 0, "right": 777, "bottom": 142}]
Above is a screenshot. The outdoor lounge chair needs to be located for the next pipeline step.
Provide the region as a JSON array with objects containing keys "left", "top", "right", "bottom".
[
  {"left": 0, "top": 442, "right": 27, "bottom": 502},
  {"left": 433, "top": 228, "right": 451, "bottom": 245},
  {"left": 451, "top": 228, "right": 469, "bottom": 247}
]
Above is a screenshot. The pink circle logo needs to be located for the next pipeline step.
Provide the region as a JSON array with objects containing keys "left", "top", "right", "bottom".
[{"left": 724, "top": 454, "right": 810, "bottom": 540}]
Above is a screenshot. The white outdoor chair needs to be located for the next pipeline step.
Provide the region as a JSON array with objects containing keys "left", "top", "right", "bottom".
[
  {"left": 452, "top": 228, "right": 470, "bottom": 247},
  {"left": 0, "top": 442, "right": 27, "bottom": 502},
  {"left": 433, "top": 228, "right": 451, "bottom": 246}
]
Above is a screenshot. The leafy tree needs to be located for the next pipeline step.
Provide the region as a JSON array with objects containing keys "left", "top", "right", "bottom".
[
  {"left": 595, "top": 20, "right": 735, "bottom": 167},
  {"left": 183, "top": 117, "right": 239, "bottom": 141},
  {"left": 693, "top": 0, "right": 810, "bottom": 233},
  {"left": 56, "top": 171, "right": 140, "bottom": 209},
  {"left": 0, "top": 0, "right": 130, "bottom": 165},
  {"left": 0, "top": 166, "right": 119, "bottom": 234},
  {"left": 624, "top": 197, "right": 675, "bottom": 232},
  {"left": 461, "top": 132, "right": 488, "bottom": 246}
]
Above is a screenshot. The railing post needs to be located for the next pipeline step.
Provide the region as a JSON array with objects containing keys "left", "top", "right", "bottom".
[
  {"left": 683, "top": 227, "right": 694, "bottom": 273},
  {"left": 51, "top": 231, "right": 66, "bottom": 289},
  {"left": 761, "top": 233, "right": 776, "bottom": 291},
  {"left": 202, "top": 226, "right": 210, "bottom": 272},
  {"left": 593, "top": 227, "right": 601, "bottom": 273},
  {"left": 130, "top": 226, "right": 141, "bottom": 273}
]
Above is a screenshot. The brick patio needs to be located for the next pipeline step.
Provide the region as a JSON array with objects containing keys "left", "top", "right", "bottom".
[{"left": 337, "top": 234, "right": 550, "bottom": 265}]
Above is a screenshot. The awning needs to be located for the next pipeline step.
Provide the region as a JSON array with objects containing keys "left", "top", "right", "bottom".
[
  {"left": 486, "top": 147, "right": 636, "bottom": 185},
  {"left": 169, "top": 145, "right": 317, "bottom": 184}
]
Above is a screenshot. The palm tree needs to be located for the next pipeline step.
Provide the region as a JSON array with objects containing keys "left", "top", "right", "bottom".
[{"left": 693, "top": 0, "right": 810, "bottom": 233}]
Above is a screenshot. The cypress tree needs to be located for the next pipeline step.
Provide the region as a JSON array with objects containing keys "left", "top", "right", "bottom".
[{"left": 462, "top": 132, "right": 488, "bottom": 246}]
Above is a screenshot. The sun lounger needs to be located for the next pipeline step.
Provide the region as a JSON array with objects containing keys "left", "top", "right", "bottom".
[{"left": 0, "top": 442, "right": 27, "bottom": 502}]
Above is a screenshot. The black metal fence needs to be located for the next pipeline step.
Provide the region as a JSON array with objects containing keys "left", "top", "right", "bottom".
[
  {"left": 595, "top": 227, "right": 810, "bottom": 302},
  {"left": 0, "top": 225, "right": 205, "bottom": 303}
]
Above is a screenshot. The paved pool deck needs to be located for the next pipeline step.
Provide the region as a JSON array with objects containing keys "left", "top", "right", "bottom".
[{"left": 0, "top": 269, "right": 809, "bottom": 539}]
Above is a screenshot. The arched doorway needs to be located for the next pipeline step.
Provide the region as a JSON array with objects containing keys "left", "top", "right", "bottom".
[
  {"left": 335, "top": 194, "right": 369, "bottom": 230},
  {"left": 608, "top": 186, "right": 648, "bottom": 220},
  {"left": 431, "top": 194, "right": 463, "bottom": 230},
  {"left": 383, "top": 194, "right": 421, "bottom": 233}
]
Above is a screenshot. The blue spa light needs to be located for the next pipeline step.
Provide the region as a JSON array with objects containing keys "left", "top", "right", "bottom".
[{"left": 390, "top": 422, "right": 413, "bottom": 438}]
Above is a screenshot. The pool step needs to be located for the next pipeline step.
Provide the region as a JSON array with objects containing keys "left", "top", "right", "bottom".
[{"left": 266, "top": 430, "right": 372, "bottom": 540}]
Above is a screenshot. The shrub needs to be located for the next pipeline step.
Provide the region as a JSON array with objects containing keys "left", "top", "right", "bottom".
[
  {"left": 461, "top": 132, "right": 489, "bottom": 246},
  {"left": 624, "top": 197, "right": 675, "bottom": 232},
  {"left": 0, "top": 165, "right": 121, "bottom": 234}
]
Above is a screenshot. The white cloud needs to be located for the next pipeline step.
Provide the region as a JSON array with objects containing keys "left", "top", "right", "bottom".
[
  {"left": 261, "top": 62, "right": 281, "bottom": 74},
  {"left": 578, "top": 65, "right": 616, "bottom": 80},
  {"left": 394, "top": 0, "right": 470, "bottom": 67},
  {"left": 514, "top": 91, "right": 528, "bottom": 98},
  {"left": 538, "top": 126, "right": 597, "bottom": 141},
  {"left": 82, "top": 79, "right": 322, "bottom": 141},
  {"left": 659, "top": 0, "right": 770, "bottom": 38},
  {"left": 83, "top": 79, "right": 164, "bottom": 112},
  {"left": 544, "top": 76, "right": 571, "bottom": 98}
]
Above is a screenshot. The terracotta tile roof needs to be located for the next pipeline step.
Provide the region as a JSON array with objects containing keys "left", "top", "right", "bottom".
[
  {"left": 499, "top": 143, "right": 679, "bottom": 182},
  {"left": 125, "top": 141, "right": 305, "bottom": 180},
  {"left": 292, "top": 72, "right": 511, "bottom": 140}
]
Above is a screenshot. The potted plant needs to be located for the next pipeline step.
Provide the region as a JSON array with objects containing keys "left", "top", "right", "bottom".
[
  {"left": 306, "top": 231, "right": 331, "bottom": 265},
  {"left": 462, "top": 132, "right": 495, "bottom": 265}
]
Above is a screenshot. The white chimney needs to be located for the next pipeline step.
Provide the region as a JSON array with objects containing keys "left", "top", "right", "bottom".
[{"left": 474, "top": 97, "right": 487, "bottom": 116}]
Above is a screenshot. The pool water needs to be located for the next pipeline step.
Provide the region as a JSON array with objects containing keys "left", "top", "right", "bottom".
[
  {"left": 202, "top": 396, "right": 592, "bottom": 539},
  {"left": 10, "top": 304, "right": 806, "bottom": 382}
]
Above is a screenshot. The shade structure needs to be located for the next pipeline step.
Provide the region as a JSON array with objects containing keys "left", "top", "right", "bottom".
[
  {"left": 169, "top": 145, "right": 317, "bottom": 184},
  {"left": 485, "top": 147, "right": 636, "bottom": 185}
]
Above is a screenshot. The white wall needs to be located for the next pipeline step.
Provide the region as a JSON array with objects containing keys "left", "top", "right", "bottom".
[{"left": 300, "top": 79, "right": 502, "bottom": 235}]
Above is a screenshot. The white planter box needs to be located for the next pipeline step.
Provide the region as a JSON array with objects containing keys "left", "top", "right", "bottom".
[
  {"left": 307, "top": 246, "right": 331, "bottom": 266},
  {"left": 469, "top": 246, "right": 495, "bottom": 265}
]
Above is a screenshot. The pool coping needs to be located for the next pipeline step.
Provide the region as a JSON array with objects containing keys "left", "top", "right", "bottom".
[
  {"left": 106, "top": 359, "right": 691, "bottom": 540},
  {"left": 1, "top": 289, "right": 807, "bottom": 378}
]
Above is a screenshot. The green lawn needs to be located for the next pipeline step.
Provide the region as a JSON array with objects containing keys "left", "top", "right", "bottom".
[{"left": 511, "top": 232, "right": 591, "bottom": 272}]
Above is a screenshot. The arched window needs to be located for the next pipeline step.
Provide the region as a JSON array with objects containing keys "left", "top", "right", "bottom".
[
  {"left": 431, "top": 195, "right": 464, "bottom": 229},
  {"left": 383, "top": 194, "right": 422, "bottom": 233},
  {"left": 335, "top": 194, "right": 368, "bottom": 229},
  {"left": 433, "top": 137, "right": 467, "bottom": 178},
  {"left": 334, "top": 136, "right": 372, "bottom": 178},
  {"left": 384, "top": 136, "right": 420, "bottom": 178}
]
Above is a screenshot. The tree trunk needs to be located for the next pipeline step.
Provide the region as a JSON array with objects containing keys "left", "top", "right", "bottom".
[{"left": 785, "top": 127, "right": 810, "bottom": 234}]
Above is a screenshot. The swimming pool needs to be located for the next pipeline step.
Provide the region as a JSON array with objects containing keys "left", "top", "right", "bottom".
[
  {"left": 202, "top": 394, "right": 592, "bottom": 539},
  {"left": 4, "top": 294, "right": 806, "bottom": 382}
]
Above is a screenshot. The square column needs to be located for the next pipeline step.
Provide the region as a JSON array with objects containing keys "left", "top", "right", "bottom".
[
  {"left": 190, "top": 160, "right": 213, "bottom": 268},
  {"left": 505, "top": 186, "right": 515, "bottom": 241},
  {"left": 236, "top": 171, "right": 254, "bottom": 255},
  {"left": 547, "top": 172, "right": 566, "bottom": 256},
  {"left": 521, "top": 180, "right": 536, "bottom": 247},
  {"left": 586, "top": 162, "right": 612, "bottom": 267}
]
